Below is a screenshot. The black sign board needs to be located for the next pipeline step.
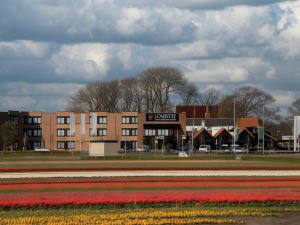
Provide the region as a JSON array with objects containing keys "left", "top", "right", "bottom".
[{"left": 146, "top": 113, "right": 179, "bottom": 122}]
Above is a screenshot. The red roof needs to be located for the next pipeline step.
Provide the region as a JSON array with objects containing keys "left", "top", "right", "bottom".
[
  {"left": 213, "top": 128, "right": 232, "bottom": 139},
  {"left": 237, "top": 118, "right": 261, "bottom": 130},
  {"left": 193, "top": 128, "right": 213, "bottom": 139}
]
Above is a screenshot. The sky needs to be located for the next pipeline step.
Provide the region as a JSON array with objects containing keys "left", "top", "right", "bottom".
[{"left": 0, "top": 0, "right": 300, "bottom": 114}]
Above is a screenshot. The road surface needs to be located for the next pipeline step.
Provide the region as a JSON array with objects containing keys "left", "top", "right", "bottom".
[{"left": 1, "top": 170, "right": 300, "bottom": 178}]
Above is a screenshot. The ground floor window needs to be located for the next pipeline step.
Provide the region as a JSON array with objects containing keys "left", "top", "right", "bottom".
[
  {"left": 57, "top": 141, "right": 75, "bottom": 149},
  {"left": 28, "top": 141, "right": 41, "bottom": 149},
  {"left": 121, "top": 141, "right": 137, "bottom": 150}
]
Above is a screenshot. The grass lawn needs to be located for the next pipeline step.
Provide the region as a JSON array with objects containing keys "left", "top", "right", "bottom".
[{"left": 1, "top": 151, "right": 300, "bottom": 169}]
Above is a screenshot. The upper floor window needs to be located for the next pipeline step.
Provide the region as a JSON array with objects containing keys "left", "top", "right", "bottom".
[
  {"left": 122, "top": 116, "right": 138, "bottom": 124},
  {"left": 89, "top": 128, "right": 107, "bottom": 136},
  {"left": 157, "top": 129, "right": 169, "bottom": 136},
  {"left": 24, "top": 117, "right": 42, "bottom": 124},
  {"left": 25, "top": 129, "right": 42, "bottom": 137},
  {"left": 8, "top": 116, "right": 19, "bottom": 124},
  {"left": 122, "top": 128, "right": 138, "bottom": 136},
  {"left": 57, "top": 117, "right": 70, "bottom": 124},
  {"left": 145, "top": 129, "right": 155, "bottom": 136},
  {"left": 98, "top": 116, "right": 107, "bottom": 124},
  {"left": 57, "top": 129, "right": 73, "bottom": 137}
]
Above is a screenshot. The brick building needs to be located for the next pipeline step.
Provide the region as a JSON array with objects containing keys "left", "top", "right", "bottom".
[{"left": 0, "top": 111, "right": 186, "bottom": 151}]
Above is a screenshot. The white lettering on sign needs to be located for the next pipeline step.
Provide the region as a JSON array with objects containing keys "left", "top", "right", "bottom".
[{"left": 146, "top": 113, "right": 179, "bottom": 121}]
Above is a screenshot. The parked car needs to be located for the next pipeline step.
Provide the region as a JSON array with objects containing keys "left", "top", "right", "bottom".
[
  {"left": 199, "top": 145, "right": 211, "bottom": 153},
  {"left": 232, "top": 146, "right": 246, "bottom": 154},
  {"left": 222, "top": 144, "right": 229, "bottom": 152},
  {"left": 34, "top": 147, "right": 50, "bottom": 152},
  {"left": 178, "top": 146, "right": 192, "bottom": 152},
  {"left": 230, "top": 144, "right": 239, "bottom": 151},
  {"left": 136, "top": 145, "right": 150, "bottom": 152}
]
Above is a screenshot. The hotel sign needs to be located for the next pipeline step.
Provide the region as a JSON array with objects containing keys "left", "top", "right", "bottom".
[{"left": 146, "top": 113, "right": 179, "bottom": 122}]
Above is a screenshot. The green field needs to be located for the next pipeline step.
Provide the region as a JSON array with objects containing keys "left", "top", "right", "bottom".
[{"left": 1, "top": 151, "right": 300, "bottom": 169}]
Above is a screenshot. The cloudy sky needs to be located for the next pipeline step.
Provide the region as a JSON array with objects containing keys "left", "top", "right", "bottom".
[{"left": 0, "top": 0, "right": 300, "bottom": 113}]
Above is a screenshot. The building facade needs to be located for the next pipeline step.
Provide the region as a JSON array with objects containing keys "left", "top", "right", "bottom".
[{"left": 0, "top": 111, "right": 186, "bottom": 151}]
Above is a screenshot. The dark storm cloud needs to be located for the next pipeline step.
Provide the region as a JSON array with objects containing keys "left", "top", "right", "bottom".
[{"left": 0, "top": 0, "right": 199, "bottom": 45}]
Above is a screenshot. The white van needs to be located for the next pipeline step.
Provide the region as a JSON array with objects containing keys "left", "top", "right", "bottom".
[{"left": 199, "top": 145, "right": 211, "bottom": 153}]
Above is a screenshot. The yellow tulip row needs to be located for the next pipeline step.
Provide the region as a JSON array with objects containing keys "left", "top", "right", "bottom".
[
  {"left": 2, "top": 206, "right": 294, "bottom": 225},
  {"left": 1, "top": 216, "right": 236, "bottom": 225},
  {"left": 0, "top": 207, "right": 281, "bottom": 219}
]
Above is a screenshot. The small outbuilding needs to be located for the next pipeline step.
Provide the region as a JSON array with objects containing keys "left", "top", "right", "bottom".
[{"left": 89, "top": 140, "right": 120, "bottom": 156}]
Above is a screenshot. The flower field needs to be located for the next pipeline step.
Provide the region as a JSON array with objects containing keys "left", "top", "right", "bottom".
[{"left": 1, "top": 176, "right": 300, "bottom": 224}]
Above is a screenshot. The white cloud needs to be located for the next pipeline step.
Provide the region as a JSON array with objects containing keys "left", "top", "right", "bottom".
[
  {"left": 273, "top": 91, "right": 297, "bottom": 106},
  {"left": 51, "top": 44, "right": 109, "bottom": 80},
  {"left": 269, "top": 1, "right": 300, "bottom": 60},
  {"left": 183, "top": 57, "right": 275, "bottom": 83},
  {"left": 0, "top": 40, "right": 49, "bottom": 58}
]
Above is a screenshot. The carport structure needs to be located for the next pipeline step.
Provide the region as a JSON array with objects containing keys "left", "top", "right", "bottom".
[
  {"left": 193, "top": 128, "right": 215, "bottom": 150},
  {"left": 213, "top": 128, "right": 233, "bottom": 150}
]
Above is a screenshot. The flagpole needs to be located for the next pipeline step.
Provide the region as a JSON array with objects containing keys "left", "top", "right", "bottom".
[
  {"left": 262, "top": 106, "right": 265, "bottom": 155},
  {"left": 191, "top": 105, "right": 195, "bottom": 156},
  {"left": 233, "top": 99, "right": 236, "bottom": 147}
]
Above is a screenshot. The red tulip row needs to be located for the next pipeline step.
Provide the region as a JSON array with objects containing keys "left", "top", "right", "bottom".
[
  {"left": 1, "top": 189, "right": 300, "bottom": 207},
  {"left": 2, "top": 165, "right": 300, "bottom": 172},
  {"left": 1, "top": 178, "right": 300, "bottom": 191}
]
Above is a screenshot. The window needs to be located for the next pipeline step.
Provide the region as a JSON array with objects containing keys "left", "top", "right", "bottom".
[
  {"left": 32, "top": 142, "right": 41, "bottom": 148},
  {"left": 57, "top": 129, "right": 64, "bottom": 137},
  {"left": 67, "top": 141, "right": 75, "bottom": 149},
  {"left": 57, "top": 141, "right": 75, "bottom": 149},
  {"left": 57, "top": 141, "right": 65, "bottom": 149},
  {"left": 122, "top": 116, "right": 138, "bottom": 124},
  {"left": 122, "top": 129, "right": 138, "bottom": 136},
  {"left": 57, "top": 129, "right": 73, "bottom": 137},
  {"left": 8, "top": 116, "right": 18, "bottom": 124},
  {"left": 145, "top": 129, "right": 155, "bottom": 136},
  {"left": 57, "top": 117, "right": 70, "bottom": 124},
  {"left": 25, "top": 129, "right": 41, "bottom": 137},
  {"left": 33, "top": 129, "right": 42, "bottom": 137},
  {"left": 97, "top": 128, "right": 107, "bottom": 136},
  {"left": 131, "top": 129, "right": 138, "bottom": 136},
  {"left": 24, "top": 117, "right": 41, "bottom": 124},
  {"left": 97, "top": 116, "right": 107, "bottom": 124},
  {"left": 132, "top": 117, "right": 138, "bottom": 124},
  {"left": 157, "top": 129, "right": 169, "bottom": 136}
]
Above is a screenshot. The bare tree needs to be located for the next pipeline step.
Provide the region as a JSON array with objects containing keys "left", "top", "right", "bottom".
[
  {"left": 289, "top": 98, "right": 300, "bottom": 116},
  {"left": 120, "top": 78, "right": 136, "bottom": 111},
  {"left": 67, "top": 80, "right": 121, "bottom": 112},
  {"left": 67, "top": 84, "right": 97, "bottom": 112},
  {"left": 179, "top": 83, "right": 199, "bottom": 105},
  {"left": 139, "top": 67, "right": 186, "bottom": 112},
  {"left": 219, "top": 86, "right": 275, "bottom": 118},
  {"left": 93, "top": 80, "right": 121, "bottom": 112},
  {"left": 200, "top": 88, "right": 220, "bottom": 106}
]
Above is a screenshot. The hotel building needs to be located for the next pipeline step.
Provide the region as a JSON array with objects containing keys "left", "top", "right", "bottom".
[{"left": 0, "top": 111, "right": 186, "bottom": 151}]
